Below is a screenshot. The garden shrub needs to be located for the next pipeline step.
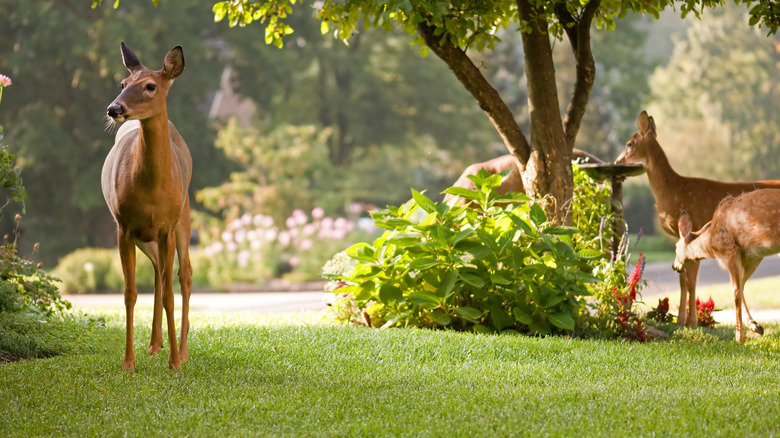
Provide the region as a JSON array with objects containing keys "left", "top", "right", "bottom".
[
  {"left": 0, "top": 236, "right": 68, "bottom": 317},
  {"left": 324, "top": 167, "right": 624, "bottom": 336},
  {"left": 53, "top": 248, "right": 154, "bottom": 294}
]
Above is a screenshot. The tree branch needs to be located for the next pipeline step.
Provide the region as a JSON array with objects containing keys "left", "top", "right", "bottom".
[
  {"left": 559, "top": 0, "right": 601, "bottom": 150},
  {"left": 416, "top": 21, "right": 531, "bottom": 164}
]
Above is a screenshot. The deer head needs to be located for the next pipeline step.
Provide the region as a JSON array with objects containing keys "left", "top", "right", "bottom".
[
  {"left": 107, "top": 42, "right": 185, "bottom": 122},
  {"left": 615, "top": 111, "right": 657, "bottom": 166},
  {"left": 673, "top": 211, "right": 710, "bottom": 272}
]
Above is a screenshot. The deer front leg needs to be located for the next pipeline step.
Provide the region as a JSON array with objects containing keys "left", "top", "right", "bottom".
[
  {"left": 677, "top": 262, "right": 700, "bottom": 326},
  {"left": 158, "top": 231, "right": 181, "bottom": 370},
  {"left": 118, "top": 230, "right": 138, "bottom": 372},
  {"left": 684, "top": 261, "right": 700, "bottom": 327}
]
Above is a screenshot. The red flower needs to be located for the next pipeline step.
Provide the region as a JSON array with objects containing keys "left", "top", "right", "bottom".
[{"left": 658, "top": 297, "right": 669, "bottom": 313}]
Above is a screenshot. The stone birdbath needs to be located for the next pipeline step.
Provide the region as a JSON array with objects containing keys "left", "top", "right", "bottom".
[{"left": 578, "top": 162, "right": 645, "bottom": 254}]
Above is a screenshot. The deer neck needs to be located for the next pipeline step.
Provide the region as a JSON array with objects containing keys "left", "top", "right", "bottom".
[
  {"left": 643, "top": 139, "right": 682, "bottom": 204},
  {"left": 134, "top": 112, "right": 172, "bottom": 186}
]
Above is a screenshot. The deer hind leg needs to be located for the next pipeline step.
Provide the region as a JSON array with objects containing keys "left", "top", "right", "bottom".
[
  {"left": 118, "top": 229, "right": 138, "bottom": 371},
  {"left": 726, "top": 257, "right": 747, "bottom": 343},
  {"left": 137, "top": 241, "right": 163, "bottom": 355},
  {"left": 175, "top": 199, "right": 193, "bottom": 362},
  {"left": 158, "top": 231, "right": 181, "bottom": 370},
  {"left": 741, "top": 259, "right": 764, "bottom": 336}
]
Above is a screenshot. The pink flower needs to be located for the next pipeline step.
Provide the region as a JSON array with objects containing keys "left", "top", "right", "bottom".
[
  {"left": 0, "top": 74, "right": 11, "bottom": 88},
  {"left": 312, "top": 207, "right": 325, "bottom": 219}
]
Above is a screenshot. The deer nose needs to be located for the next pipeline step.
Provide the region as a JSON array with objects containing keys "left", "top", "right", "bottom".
[{"left": 107, "top": 103, "right": 124, "bottom": 118}]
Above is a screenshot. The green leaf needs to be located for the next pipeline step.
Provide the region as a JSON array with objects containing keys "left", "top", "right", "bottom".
[
  {"left": 543, "top": 226, "right": 580, "bottom": 236},
  {"left": 409, "top": 291, "right": 440, "bottom": 309},
  {"left": 496, "top": 192, "right": 530, "bottom": 203},
  {"left": 442, "top": 186, "right": 480, "bottom": 201},
  {"left": 529, "top": 321, "right": 551, "bottom": 336},
  {"left": 529, "top": 203, "right": 547, "bottom": 226},
  {"left": 412, "top": 189, "right": 437, "bottom": 214},
  {"left": 454, "top": 306, "right": 483, "bottom": 322},
  {"left": 512, "top": 307, "right": 532, "bottom": 325},
  {"left": 577, "top": 248, "right": 604, "bottom": 259},
  {"left": 409, "top": 257, "right": 442, "bottom": 270},
  {"left": 430, "top": 311, "right": 452, "bottom": 326},
  {"left": 508, "top": 215, "right": 534, "bottom": 235},
  {"left": 378, "top": 284, "right": 402, "bottom": 304},
  {"left": 548, "top": 311, "right": 575, "bottom": 331},
  {"left": 459, "top": 271, "right": 485, "bottom": 288},
  {"left": 490, "top": 272, "right": 511, "bottom": 285},
  {"left": 438, "top": 269, "right": 458, "bottom": 296}
]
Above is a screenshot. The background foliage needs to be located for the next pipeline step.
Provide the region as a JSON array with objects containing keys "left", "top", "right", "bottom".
[{"left": 0, "top": 1, "right": 777, "bottom": 275}]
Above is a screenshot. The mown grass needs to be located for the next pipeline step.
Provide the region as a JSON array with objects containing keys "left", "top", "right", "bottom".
[{"left": 3, "top": 309, "right": 780, "bottom": 437}]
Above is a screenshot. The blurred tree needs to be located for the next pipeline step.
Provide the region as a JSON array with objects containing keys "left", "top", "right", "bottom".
[
  {"left": 218, "top": 9, "right": 497, "bottom": 167},
  {"left": 0, "top": 1, "right": 231, "bottom": 264},
  {"left": 648, "top": 2, "right": 780, "bottom": 181}
]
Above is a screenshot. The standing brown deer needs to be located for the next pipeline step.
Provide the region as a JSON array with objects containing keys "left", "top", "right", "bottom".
[
  {"left": 616, "top": 111, "right": 780, "bottom": 327},
  {"left": 102, "top": 42, "right": 193, "bottom": 371},
  {"left": 673, "top": 190, "right": 780, "bottom": 342}
]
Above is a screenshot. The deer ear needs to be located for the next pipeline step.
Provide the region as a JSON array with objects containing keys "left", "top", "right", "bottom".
[
  {"left": 120, "top": 42, "right": 143, "bottom": 72},
  {"left": 637, "top": 111, "right": 652, "bottom": 134},
  {"left": 678, "top": 211, "right": 693, "bottom": 238},
  {"left": 162, "top": 46, "right": 185, "bottom": 80}
]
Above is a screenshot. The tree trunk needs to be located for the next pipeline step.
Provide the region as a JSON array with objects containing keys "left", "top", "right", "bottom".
[{"left": 516, "top": 0, "right": 570, "bottom": 223}]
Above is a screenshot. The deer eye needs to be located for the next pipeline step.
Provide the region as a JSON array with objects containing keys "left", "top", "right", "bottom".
[{"left": 146, "top": 83, "right": 157, "bottom": 91}]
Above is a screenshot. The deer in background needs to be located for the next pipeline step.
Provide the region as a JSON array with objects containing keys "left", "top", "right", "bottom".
[
  {"left": 102, "top": 42, "right": 193, "bottom": 371},
  {"left": 673, "top": 190, "right": 780, "bottom": 342},
  {"left": 443, "top": 150, "right": 603, "bottom": 205},
  {"left": 616, "top": 111, "right": 780, "bottom": 327}
]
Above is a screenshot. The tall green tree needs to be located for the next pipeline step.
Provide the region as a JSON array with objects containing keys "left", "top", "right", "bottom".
[
  {"left": 217, "top": 9, "right": 496, "bottom": 167},
  {"left": 649, "top": 2, "right": 780, "bottom": 180},
  {"left": 192, "top": 0, "right": 779, "bottom": 222},
  {"left": 0, "top": 1, "right": 229, "bottom": 263}
]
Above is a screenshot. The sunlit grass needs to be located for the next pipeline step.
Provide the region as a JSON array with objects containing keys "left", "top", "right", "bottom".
[{"left": 3, "top": 310, "right": 780, "bottom": 436}]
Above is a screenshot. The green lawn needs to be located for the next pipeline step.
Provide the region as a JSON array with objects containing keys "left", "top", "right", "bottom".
[{"left": 3, "top": 309, "right": 780, "bottom": 437}]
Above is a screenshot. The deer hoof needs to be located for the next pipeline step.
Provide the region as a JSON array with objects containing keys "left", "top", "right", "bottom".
[
  {"left": 147, "top": 343, "right": 162, "bottom": 356},
  {"left": 122, "top": 358, "right": 136, "bottom": 372},
  {"left": 749, "top": 321, "right": 765, "bottom": 336}
]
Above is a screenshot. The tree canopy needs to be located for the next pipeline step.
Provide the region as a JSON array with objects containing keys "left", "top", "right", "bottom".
[{"left": 187, "top": 0, "right": 779, "bottom": 222}]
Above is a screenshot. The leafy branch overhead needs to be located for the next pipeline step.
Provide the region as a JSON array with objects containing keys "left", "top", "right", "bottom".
[{"left": 201, "top": 0, "right": 780, "bottom": 49}]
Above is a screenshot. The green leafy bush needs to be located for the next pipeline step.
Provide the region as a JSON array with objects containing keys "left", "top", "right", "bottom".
[
  {"left": 326, "top": 168, "right": 610, "bottom": 335},
  {"left": 0, "top": 236, "right": 68, "bottom": 317},
  {"left": 53, "top": 248, "right": 155, "bottom": 294}
]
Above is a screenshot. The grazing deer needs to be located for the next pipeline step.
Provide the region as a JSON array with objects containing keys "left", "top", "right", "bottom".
[
  {"left": 616, "top": 111, "right": 780, "bottom": 327},
  {"left": 102, "top": 42, "right": 193, "bottom": 371},
  {"left": 673, "top": 190, "right": 780, "bottom": 342},
  {"left": 443, "top": 150, "right": 603, "bottom": 205}
]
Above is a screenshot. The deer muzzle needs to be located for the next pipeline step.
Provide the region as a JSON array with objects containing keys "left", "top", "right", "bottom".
[{"left": 107, "top": 102, "right": 125, "bottom": 119}]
